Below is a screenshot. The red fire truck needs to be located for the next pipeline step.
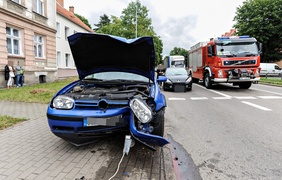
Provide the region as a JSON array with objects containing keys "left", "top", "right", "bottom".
[{"left": 188, "top": 36, "right": 261, "bottom": 89}]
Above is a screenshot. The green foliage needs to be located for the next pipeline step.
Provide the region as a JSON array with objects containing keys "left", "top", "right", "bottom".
[
  {"left": 169, "top": 47, "right": 189, "bottom": 65},
  {"left": 93, "top": 14, "right": 111, "bottom": 31},
  {"left": 0, "top": 115, "right": 27, "bottom": 130},
  {"left": 260, "top": 77, "right": 282, "bottom": 86},
  {"left": 75, "top": 13, "right": 92, "bottom": 29},
  {"left": 233, "top": 0, "right": 282, "bottom": 62},
  {"left": 95, "top": 0, "right": 163, "bottom": 65}
]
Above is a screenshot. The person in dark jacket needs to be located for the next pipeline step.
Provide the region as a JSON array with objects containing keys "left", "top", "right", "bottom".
[{"left": 4, "top": 64, "right": 9, "bottom": 81}]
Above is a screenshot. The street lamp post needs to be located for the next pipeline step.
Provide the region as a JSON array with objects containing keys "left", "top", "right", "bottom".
[{"left": 135, "top": 0, "right": 137, "bottom": 38}]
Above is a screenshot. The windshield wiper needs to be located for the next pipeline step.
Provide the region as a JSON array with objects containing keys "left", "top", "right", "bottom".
[
  {"left": 245, "top": 52, "right": 255, "bottom": 57},
  {"left": 83, "top": 78, "right": 103, "bottom": 82},
  {"left": 238, "top": 51, "right": 256, "bottom": 57},
  {"left": 226, "top": 53, "right": 236, "bottom": 57},
  {"left": 105, "top": 79, "right": 146, "bottom": 83}
]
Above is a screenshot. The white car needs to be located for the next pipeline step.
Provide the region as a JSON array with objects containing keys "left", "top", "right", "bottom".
[{"left": 260, "top": 63, "right": 282, "bottom": 76}]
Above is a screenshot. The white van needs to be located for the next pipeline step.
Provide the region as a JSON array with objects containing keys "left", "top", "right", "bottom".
[{"left": 260, "top": 63, "right": 282, "bottom": 76}]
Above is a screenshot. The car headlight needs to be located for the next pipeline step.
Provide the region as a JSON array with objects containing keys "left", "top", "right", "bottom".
[
  {"left": 130, "top": 98, "right": 152, "bottom": 123},
  {"left": 53, "top": 95, "right": 74, "bottom": 109},
  {"left": 186, "top": 76, "right": 192, "bottom": 83}
]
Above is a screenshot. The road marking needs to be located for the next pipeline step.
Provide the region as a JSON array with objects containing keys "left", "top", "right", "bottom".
[
  {"left": 241, "top": 101, "right": 272, "bottom": 111},
  {"left": 190, "top": 97, "right": 208, "bottom": 100},
  {"left": 257, "top": 96, "right": 282, "bottom": 99},
  {"left": 234, "top": 96, "right": 257, "bottom": 99},
  {"left": 213, "top": 97, "right": 232, "bottom": 100},
  {"left": 168, "top": 98, "right": 186, "bottom": 100},
  {"left": 252, "top": 88, "right": 282, "bottom": 96},
  {"left": 208, "top": 89, "right": 233, "bottom": 98}
]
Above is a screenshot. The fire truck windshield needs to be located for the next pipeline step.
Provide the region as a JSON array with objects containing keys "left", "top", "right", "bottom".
[{"left": 216, "top": 42, "right": 259, "bottom": 57}]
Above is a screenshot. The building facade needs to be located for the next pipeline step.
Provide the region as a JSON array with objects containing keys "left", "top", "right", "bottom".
[
  {"left": 0, "top": 0, "right": 93, "bottom": 88},
  {"left": 56, "top": 0, "right": 93, "bottom": 79},
  {"left": 0, "top": 0, "right": 57, "bottom": 88}
]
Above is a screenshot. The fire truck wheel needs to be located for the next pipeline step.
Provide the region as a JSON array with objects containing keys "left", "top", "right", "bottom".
[
  {"left": 204, "top": 73, "right": 212, "bottom": 89},
  {"left": 238, "top": 82, "right": 252, "bottom": 89}
]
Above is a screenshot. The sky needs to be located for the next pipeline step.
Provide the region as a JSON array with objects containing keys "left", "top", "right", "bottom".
[{"left": 63, "top": 0, "right": 245, "bottom": 56}]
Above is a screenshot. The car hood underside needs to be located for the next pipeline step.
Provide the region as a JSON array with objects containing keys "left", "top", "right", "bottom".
[{"left": 68, "top": 33, "right": 156, "bottom": 81}]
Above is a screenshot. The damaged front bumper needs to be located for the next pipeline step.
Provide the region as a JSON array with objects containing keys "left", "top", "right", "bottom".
[
  {"left": 47, "top": 107, "right": 169, "bottom": 149},
  {"left": 129, "top": 111, "right": 169, "bottom": 151}
]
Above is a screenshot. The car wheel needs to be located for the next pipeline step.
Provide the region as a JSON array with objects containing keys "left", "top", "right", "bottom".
[
  {"left": 192, "top": 78, "right": 199, "bottom": 83},
  {"left": 204, "top": 73, "right": 212, "bottom": 89},
  {"left": 153, "top": 109, "right": 165, "bottom": 137},
  {"left": 238, "top": 82, "right": 252, "bottom": 89}
]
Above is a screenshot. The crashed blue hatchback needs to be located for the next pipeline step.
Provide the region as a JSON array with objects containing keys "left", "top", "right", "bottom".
[{"left": 47, "top": 33, "right": 169, "bottom": 150}]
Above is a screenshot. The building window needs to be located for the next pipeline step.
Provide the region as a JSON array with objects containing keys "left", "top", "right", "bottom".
[
  {"left": 57, "top": 51, "right": 61, "bottom": 66},
  {"left": 33, "top": 0, "right": 44, "bottom": 15},
  {"left": 34, "top": 34, "right": 44, "bottom": 58},
  {"left": 65, "top": 54, "right": 70, "bottom": 67},
  {"left": 6, "top": 27, "right": 22, "bottom": 56},
  {"left": 56, "top": 22, "right": 61, "bottom": 37},
  {"left": 65, "top": 26, "right": 69, "bottom": 40}
]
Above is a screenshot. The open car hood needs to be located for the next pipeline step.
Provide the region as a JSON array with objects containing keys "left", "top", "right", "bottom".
[{"left": 68, "top": 33, "right": 156, "bottom": 81}]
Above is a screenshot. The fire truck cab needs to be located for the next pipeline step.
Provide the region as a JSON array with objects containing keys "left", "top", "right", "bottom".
[{"left": 188, "top": 36, "right": 261, "bottom": 89}]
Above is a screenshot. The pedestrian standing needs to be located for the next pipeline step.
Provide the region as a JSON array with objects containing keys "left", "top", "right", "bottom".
[
  {"left": 19, "top": 66, "right": 24, "bottom": 87},
  {"left": 7, "top": 66, "right": 15, "bottom": 89},
  {"left": 4, "top": 64, "right": 9, "bottom": 81},
  {"left": 14, "top": 61, "right": 23, "bottom": 87}
]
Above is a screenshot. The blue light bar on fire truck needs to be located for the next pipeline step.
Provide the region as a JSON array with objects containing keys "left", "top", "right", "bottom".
[{"left": 217, "top": 35, "right": 250, "bottom": 40}]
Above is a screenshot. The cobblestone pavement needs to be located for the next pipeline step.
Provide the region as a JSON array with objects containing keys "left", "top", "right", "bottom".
[{"left": 0, "top": 101, "right": 176, "bottom": 180}]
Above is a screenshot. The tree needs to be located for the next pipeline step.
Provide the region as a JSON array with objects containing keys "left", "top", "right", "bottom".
[
  {"left": 95, "top": 1, "right": 163, "bottom": 65},
  {"left": 170, "top": 47, "right": 189, "bottom": 66},
  {"left": 75, "top": 13, "right": 92, "bottom": 29},
  {"left": 233, "top": 0, "right": 282, "bottom": 62},
  {"left": 93, "top": 14, "right": 111, "bottom": 31}
]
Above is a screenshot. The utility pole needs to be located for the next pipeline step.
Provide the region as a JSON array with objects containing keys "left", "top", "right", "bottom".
[{"left": 135, "top": 0, "right": 138, "bottom": 38}]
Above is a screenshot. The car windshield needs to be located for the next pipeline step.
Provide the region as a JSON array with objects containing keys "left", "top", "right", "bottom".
[
  {"left": 165, "top": 68, "right": 187, "bottom": 76},
  {"left": 84, "top": 72, "right": 150, "bottom": 82}
]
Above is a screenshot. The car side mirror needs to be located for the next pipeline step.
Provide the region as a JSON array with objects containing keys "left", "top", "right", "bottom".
[{"left": 157, "top": 75, "right": 167, "bottom": 82}]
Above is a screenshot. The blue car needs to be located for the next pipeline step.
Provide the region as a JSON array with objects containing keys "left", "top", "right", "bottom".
[{"left": 47, "top": 33, "right": 168, "bottom": 150}]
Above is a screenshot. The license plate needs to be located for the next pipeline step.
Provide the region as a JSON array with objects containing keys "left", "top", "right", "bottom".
[
  {"left": 174, "top": 84, "right": 186, "bottom": 92},
  {"left": 84, "top": 116, "right": 122, "bottom": 127},
  {"left": 240, "top": 77, "right": 250, "bottom": 80},
  {"left": 84, "top": 118, "right": 105, "bottom": 126}
]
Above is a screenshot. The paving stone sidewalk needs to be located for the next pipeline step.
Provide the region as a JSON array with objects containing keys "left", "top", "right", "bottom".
[{"left": 0, "top": 101, "right": 176, "bottom": 180}]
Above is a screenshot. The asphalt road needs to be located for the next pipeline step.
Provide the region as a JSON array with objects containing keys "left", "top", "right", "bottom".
[{"left": 164, "top": 83, "right": 282, "bottom": 179}]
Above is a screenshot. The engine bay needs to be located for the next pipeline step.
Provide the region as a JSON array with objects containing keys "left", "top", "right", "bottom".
[{"left": 65, "top": 82, "right": 152, "bottom": 101}]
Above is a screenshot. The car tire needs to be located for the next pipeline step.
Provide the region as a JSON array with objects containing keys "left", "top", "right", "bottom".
[
  {"left": 153, "top": 109, "right": 165, "bottom": 137},
  {"left": 204, "top": 73, "right": 212, "bottom": 89},
  {"left": 238, "top": 82, "right": 252, "bottom": 89},
  {"left": 192, "top": 78, "right": 199, "bottom": 83}
]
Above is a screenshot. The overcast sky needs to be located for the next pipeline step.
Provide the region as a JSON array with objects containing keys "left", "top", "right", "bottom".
[{"left": 64, "top": 0, "right": 245, "bottom": 56}]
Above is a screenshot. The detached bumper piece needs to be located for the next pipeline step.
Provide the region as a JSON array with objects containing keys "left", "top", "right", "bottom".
[{"left": 129, "top": 112, "right": 169, "bottom": 151}]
